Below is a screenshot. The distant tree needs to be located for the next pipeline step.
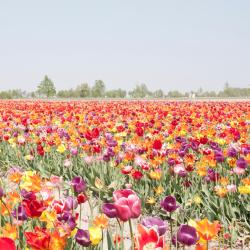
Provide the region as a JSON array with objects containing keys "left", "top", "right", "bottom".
[
  {"left": 91, "top": 80, "right": 105, "bottom": 98},
  {"left": 117, "top": 88, "right": 127, "bottom": 98},
  {"left": 153, "top": 89, "right": 164, "bottom": 98},
  {"left": 167, "top": 90, "right": 184, "bottom": 98},
  {"left": 106, "top": 88, "right": 127, "bottom": 98},
  {"left": 196, "top": 87, "right": 203, "bottom": 97},
  {"left": 37, "top": 75, "right": 56, "bottom": 98},
  {"left": 30, "top": 91, "right": 37, "bottom": 98},
  {"left": 129, "top": 83, "right": 149, "bottom": 98},
  {"left": 76, "top": 83, "right": 91, "bottom": 98}
]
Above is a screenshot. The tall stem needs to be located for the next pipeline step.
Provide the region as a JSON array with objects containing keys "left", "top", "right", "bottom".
[
  {"left": 79, "top": 203, "right": 82, "bottom": 228},
  {"left": 129, "top": 219, "right": 134, "bottom": 250},
  {"left": 170, "top": 212, "right": 172, "bottom": 250}
]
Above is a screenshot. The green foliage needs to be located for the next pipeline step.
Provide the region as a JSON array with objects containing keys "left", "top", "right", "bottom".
[
  {"left": 153, "top": 89, "right": 164, "bottom": 98},
  {"left": 76, "top": 83, "right": 91, "bottom": 98},
  {"left": 1, "top": 79, "right": 250, "bottom": 99},
  {"left": 129, "top": 83, "right": 150, "bottom": 98},
  {"left": 0, "top": 89, "right": 26, "bottom": 99},
  {"left": 91, "top": 80, "right": 106, "bottom": 98},
  {"left": 167, "top": 90, "right": 184, "bottom": 98},
  {"left": 106, "top": 88, "right": 127, "bottom": 98},
  {"left": 37, "top": 75, "right": 56, "bottom": 98}
]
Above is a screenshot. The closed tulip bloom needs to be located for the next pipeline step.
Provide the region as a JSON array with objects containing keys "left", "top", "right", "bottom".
[
  {"left": 102, "top": 203, "right": 117, "bottom": 218},
  {"left": 89, "top": 226, "right": 102, "bottom": 245},
  {"left": 177, "top": 225, "right": 198, "bottom": 246},
  {"left": 0, "top": 187, "right": 4, "bottom": 198},
  {"left": 64, "top": 196, "right": 78, "bottom": 211},
  {"left": 113, "top": 189, "right": 141, "bottom": 221},
  {"left": 236, "top": 157, "right": 247, "bottom": 169},
  {"left": 71, "top": 176, "right": 86, "bottom": 193},
  {"left": 75, "top": 229, "right": 91, "bottom": 247},
  {"left": 160, "top": 195, "right": 179, "bottom": 213},
  {"left": 12, "top": 205, "right": 27, "bottom": 221}
]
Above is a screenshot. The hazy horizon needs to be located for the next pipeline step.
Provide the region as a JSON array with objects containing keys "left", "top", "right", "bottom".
[{"left": 1, "top": 1, "right": 250, "bottom": 92}]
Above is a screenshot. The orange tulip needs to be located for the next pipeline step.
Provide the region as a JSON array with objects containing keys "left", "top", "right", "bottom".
[{"left": 194, "top": 218, "right": 220, "bottom": 241}]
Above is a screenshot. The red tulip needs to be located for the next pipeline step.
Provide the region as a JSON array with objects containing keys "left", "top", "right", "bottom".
[
  {"left": 113, "top": 189, "right": 141, "bottom": 221},
  {"left": 152, "top": 139, "right": 162, "bottom": 150},
  {"left": 22, "top": 198, "right": 46, "bottom": 218},
  {"left": 0, "top": 237, "right": 16, "bottom": 250},
  {"left": 25, "top": 227, "right": 50, "bottom": 250}
]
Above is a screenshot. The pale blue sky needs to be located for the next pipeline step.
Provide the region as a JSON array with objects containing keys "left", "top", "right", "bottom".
[{"left": 0, "top": 0, "right": 250, "bottom": 92}]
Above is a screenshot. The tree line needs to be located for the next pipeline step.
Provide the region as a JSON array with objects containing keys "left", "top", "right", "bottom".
[{"left": 0, "top": 75, "right": 249, "bottom": 99}]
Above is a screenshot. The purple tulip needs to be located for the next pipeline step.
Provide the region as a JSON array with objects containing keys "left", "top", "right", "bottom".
[
  {"left": 58, "top": 212, "right": 77, "bottom": 230},
  {"left": 102, "top": 203, "right": 117, "bottom": 218},
  {"left": 210, "top": 141, "right": 219, "bottom": 150},
  {"left": 0, "top": 187, "right": 4, "bottom": 198},
  {"left": 141, "top": 216, "right": 167, "bottom": 236},
  {"left": 71, "top": 176, "right": 86, "bottom": 193},
  {"left": 205, "top": 168, "right": 219, "bottom": 182},
  {"left": 236, "top": 157, "right": 247, "bottom": 169},
  {"left": 190, "top": 141, "right": 199, "bottom": 151},
  {"left": 177, "top": 224, "right": 199, "bottom": 246},
  {"left": 160, "top": 195, "right": 179, "bottom": 213},
  {"left": 64, "top": 196, "right": 78, "bottom": 211},
  {"left": 214, "top": 151, "right": 224, "bottom": 163},
  {"left": 75, "top": 229, "right": 91, "bottom": 247},
  {"left": 67, "top": 217, "right": 77, "bottom": 230},
  {"left": 227, "top": 147, "right": 237, "bottom": 157},
  {"left": 167, "top": 158, "right": 176, "bottom": 166},
  {"left": 12, "top": 205, "right": 27, "bottom": 221},
  {"left": 21, "top": 189, "right": 36, "bottom": 200}
]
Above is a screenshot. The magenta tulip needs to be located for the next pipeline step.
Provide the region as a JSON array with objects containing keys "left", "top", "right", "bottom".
[{"left": 160, "top": 195, "right": 179, "bottom": 213}]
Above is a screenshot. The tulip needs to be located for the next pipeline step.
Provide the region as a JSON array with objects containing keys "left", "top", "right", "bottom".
[
  {"left": 22, "top": 198, "right": 46, "bottom": 218},
  {"left": 160, "top": 195, "right": 179, "bottom": 213},
  {"left": 236, "top": 157, "right": 247, "bottom": 169},
  {"left": 89, "top": 226, "right": 102, "bottom": 245},
  {"left": 227, "top": 147, "right": 237, "bottom": 157},
  {"left": 176, "top": 224, "right": 198, "bottom": 246},
  {"left": 25, "top": 227, "right": 50, "bottom": 249},
  {"left": 102, "top": 203, "right": 117, "bottom": 218},
  {"left": 64, "top": 196, "right": 78, "bottom": 211},
  {"left": 12, "top": 205, "right": 27, "bottom": 221},
  {"left": 193, "top": 218, "right": 221, "bottom": 241},
  {"left": 0, "top": 237, "right": 16, "bottom": 250},
  {"left": 77, "top": 193, "right": 88, "bottom": 204},
  {"left": 0, "top": 187, "right": 4, "bottom": 198},
  {"left": 174, "top": 164, "right": 187, "bottom": 177},
  {"left": 20, "top": 189, "right": 36, "bottom": 200},
  {"left": 152, "top": 139, "right": 162, "bottom": 150},
  {"left": 71, "top": 176, "right": 86, "bottom": 193},
  {"left": 75, "top": 229, "right": 91, "bottom": 247},
  {"left": 141, "top": 216, "right": 167, "bottom": 236},
  {"left": 135, "top": 224, "right": 166, "bottom": 250},
  {"left": 113, "top": 189, "right": 141, "bottom": 221}
]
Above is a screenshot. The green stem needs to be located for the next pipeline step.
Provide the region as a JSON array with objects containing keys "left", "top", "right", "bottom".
[
  {"left": 129, "top": 219, "right": 134, "bottom": 250},
  {"left": 79, "top": 203, "right": 82, "bottom": 228},
  {"left": 170, "top": 212, "right": 172, "bottom": 250}
]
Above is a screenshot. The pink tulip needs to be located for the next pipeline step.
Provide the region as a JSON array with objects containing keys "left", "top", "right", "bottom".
[
  {"left": 227, "top": 184, "right": 237, "bottom": 192},
  {"left": 233, "top": 167, "right": 245, "bottom": 175},
  {"left": 113, "top": 189, "right": 141, "bottom": 221}
]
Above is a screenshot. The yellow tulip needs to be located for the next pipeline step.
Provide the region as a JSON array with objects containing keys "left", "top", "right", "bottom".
[{"left": 89, "top": 226, "right": 102, "bottom": 245}]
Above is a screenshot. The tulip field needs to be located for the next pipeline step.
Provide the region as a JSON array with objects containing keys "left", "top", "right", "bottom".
[{"left": 0, "top": 100, "right": 249, "bottom": 250}]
